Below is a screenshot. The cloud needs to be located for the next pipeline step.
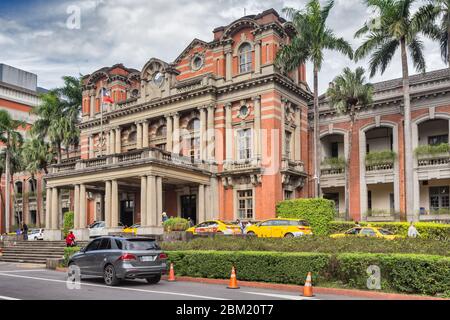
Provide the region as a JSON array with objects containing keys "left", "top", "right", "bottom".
[{"left": 0, "top": 0, "right": 446, "bottom": 92}]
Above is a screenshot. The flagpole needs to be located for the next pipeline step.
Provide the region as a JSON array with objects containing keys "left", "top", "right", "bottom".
[{"left": 100, "top": 88, "right": 104, "bottom": 157}]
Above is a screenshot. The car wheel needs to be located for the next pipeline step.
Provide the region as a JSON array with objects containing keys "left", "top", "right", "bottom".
[
  {"left": 284, "top": 233, "right": 295, "bottom": 238},
  {"left": 146, "top": 275, "right": 161, "bottom": 284},
  {"left": 103, "top": 264, "right": 120, "bottom": 286},
  {"left": 246, "top": 231, "right": 256, "bottom": 237}
]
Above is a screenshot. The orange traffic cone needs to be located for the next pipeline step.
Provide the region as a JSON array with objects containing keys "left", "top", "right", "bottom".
[
  {"left": 302, "top": 272, "right": 314, "bottom": 297},
  {"left": 167, "top": 263, "right": 176, "bottom": 282},
  {"left": 227, "top": 266, "right": 240, "bottom": 289}
]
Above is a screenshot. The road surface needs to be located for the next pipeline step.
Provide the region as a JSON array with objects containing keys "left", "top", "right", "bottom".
[{"left": 0, "top": 262, "right": 368, "bottom": 300}]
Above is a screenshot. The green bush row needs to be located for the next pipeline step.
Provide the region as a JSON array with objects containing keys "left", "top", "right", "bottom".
[
  {"left": 63, "top": 246, "right": 80, "bottom": 267},
  {"left": 167, "top": 250, "right": 450, "bottom": 295},
  {"left": 160, "top": 236, "right": 450, "bottom": 256},
  {"left": 276, "top": 198, "right": 335, "bottom": 236},
  {"left": 163, "top": 217, "right": 190, "bottom": 232},
  {"left": 329, "top": 221, "right": 450, "bottom": 241}
]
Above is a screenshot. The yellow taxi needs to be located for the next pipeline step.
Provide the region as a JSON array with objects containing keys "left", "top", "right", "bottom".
[
  {"left": 330, "top": 227, "right": 398, "bottom": 240},
  {"left": 122, "top": 223, "right": 140, "bottom": 235},
  {"left": 186, "top": 220, "right": 242, "bottom": 235},
  {"left": 244, "top": 218, "right": 313, "bottom": 238}
]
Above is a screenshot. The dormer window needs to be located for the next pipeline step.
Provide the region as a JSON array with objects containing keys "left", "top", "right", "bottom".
[
  {"left": 153, "top": 72, "right": 164, "bottom": 87},
  {"left": 239, "top": 43, "right": 252, "bottom": 73},
  {"left": 191, "top": 55, "right": 204, "bottom": 71}
]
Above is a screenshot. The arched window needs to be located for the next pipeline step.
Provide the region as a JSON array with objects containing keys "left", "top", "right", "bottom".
[
  {"left": 156, "top": 125, "right": 167, "bottom": 137},
  {"left": 15, "top": 181, "right": 23, "bottom": 195},
  {"left": 239, "top": 43, "right": 252, "bottom": 73},
  {"left": 186, "top": 118, "right": 200, "bottom": 160},
  {"left": 28, "top": 178, "right": 37, "bottom": 194},
  {"left": 154, "top": 125, "right": 167, "bottom": 151}
]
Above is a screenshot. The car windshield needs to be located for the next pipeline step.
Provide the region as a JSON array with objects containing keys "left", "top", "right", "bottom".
[
  {"left": 378, "top": 229, "right": 394, "bottom": 235},
  {"left": 124, "top": 239, "right": 160, "bottom": 251}
]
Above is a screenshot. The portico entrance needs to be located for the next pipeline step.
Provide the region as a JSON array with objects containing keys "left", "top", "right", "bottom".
[{"left": 181, "top": 194, "right": 197, "bottom": 224}]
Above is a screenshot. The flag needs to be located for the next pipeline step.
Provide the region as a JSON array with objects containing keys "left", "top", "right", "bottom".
[{"left": 102, "top": 88, "right": 114, "bottom": 104}]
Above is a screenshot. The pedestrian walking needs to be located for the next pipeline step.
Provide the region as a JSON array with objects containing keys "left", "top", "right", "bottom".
[
  {"left": 66, "top": 231, "right": 76, "bottom": 247},
  {"left": 162, "top": 212, "right": 169, "bottom": 223},
  {"left": 22, "top": 223, "right": 28, "bottom": 240},
  {"left": 187, "top": 217, "right": 194, "bottom": 227},
  {"left": 236, "top": 219, "right": 245, "bottom": 233},
  {"left": 407, "top": 222, "right": 420, "bottom": 238}
]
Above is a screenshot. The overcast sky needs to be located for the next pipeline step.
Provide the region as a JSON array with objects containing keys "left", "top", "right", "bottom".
[{"left": 0, "top": 0, "right": 446, "bottom": 93}]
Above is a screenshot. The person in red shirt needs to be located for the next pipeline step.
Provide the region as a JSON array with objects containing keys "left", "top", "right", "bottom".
[{"left": 66, "top": 231, "right": 76, "bottom": 247}]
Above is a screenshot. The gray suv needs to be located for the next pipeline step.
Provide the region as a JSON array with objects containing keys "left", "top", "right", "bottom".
[{"left": 68, "top": 236, "right": 167, "bottom": 286}]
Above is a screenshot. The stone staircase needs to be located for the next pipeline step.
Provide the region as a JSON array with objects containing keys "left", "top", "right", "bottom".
[{"left": 0, "top": 241, "right": 88, "bottom": 264}]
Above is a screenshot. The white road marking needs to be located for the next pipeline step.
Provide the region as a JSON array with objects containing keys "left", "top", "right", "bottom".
[
  {"left": 0, "top": 273, "right": 228, "bottom": 300},
  {"left": 0, "top": 295, "right": 21, "bottom": 300},
  {"left": 241, "top": 291, "right": 319, "bottom": 300}
]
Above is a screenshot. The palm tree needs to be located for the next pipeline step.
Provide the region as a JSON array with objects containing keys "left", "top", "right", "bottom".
[
  {"left": 22, "top": 135, "right": 54, "bottom": 227},
  {"left": 326, "top": 67, "right": 374, "bottom": 220},
  {"left": 0, "top": 109, "right": 25, "bottom": 232},
  {"left": 415, "top": 0, "right": 450, "bottom": 67},
  {"left": 354, "top": 0, "right": 432, "bottom": 221},
  {"left": 276, "top": 0, "right": 353, "bottom": 198}
]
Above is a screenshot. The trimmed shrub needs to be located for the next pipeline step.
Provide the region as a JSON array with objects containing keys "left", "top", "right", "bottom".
[
  {"left": 415, "top": 143, "right": 450, "bottom": 156},
  {"left": 321, "top": 157, "right": 346, "bottom": 169},
  {"left": 63, "top": 211, "right": 74, "bottom": 238},
  {"left": 329, "top": 221, "right": 450, "bottom": 241},
  {"left": 166, "top": 250, "right": 450, "bottom": 295},
  {"left": 167, "top": 251, "right": 331, "bottom": 284},
  {"left": 163, "top": 217, "right": 190, "bottom": 232},
  {"left": 161, "top": 236, "right": 449, "bottom": 256},
  {"left": 276, "top": 198, "right": 335, "bottom": 235},
  {"left": 335, "top": 253, "right": 450, "bottom": 295},
  {"left": 63, "top": 246, "right": 80, "bottom": 267},
  {"left": 365, "top": 150, "right": 396, "bottom": 166}
]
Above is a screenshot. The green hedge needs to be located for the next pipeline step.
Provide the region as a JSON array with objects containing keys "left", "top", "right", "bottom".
[
  {"left": 276, "top": 198, "right": 335, "bottom": 235},
  {"left": 63, "top": 247, "right": 80, "bottom": 267},
  {"left": 167, "top": 250, "right": 450, "bottom": 295},
  {"left": 329, "top": 221, "right": 450, "bottom": 241},
  {"left": 167, "top": 251, "right": 331, "bottom": 284},
  {"left": 161, "top": 236, "right": 449, "bottom": 256},
  {"left": 63, "top": 211, "right": 74, "bottom": 238},
  {"left": 163, "top": 217, "right": 190, "bottom": 232},
  {"left": 335, "top": 253, "right": 450, "bottom": 295}
]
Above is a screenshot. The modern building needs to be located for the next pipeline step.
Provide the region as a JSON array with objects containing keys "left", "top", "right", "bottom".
[
  {"left": 318, "top": 69, "right": 450, "bottom": 223},
  {"left": 0, "top": 64, "right": 46, "bottom": 233},
  {"left": 39, "top": 9, "right": 450, "bottom": 240},
  {"left": 44, "top": 9, "right": 310, "bottom": 240}
]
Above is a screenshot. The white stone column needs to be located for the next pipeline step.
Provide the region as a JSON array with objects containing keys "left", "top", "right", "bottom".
[
  {"left": 225, "top": 49, "right": 232, "bottom": 81},
  {"left": 106, "top": 130, "right": 111, "bottom": 155},
  {"left": 110, "top": 129, "right": 116, "bottom": 154},
  {"left": 281, "top": 98, "right": 287, "bottom": 158},
  {"left": 225, "top": 103, "right": 233, "bottom": 162},
  {"left": 140, "top": 176, "right": 147, "bottom": 226},
  {"left": 73, "top": 184, "right": 80, "bottom": 229},
  {"left": 173, "top": 113, "right": 180, "bottom": 155},
  {"left": 90, "top": 94, "right": 95, "bottom": 118},
  {"left": 295, "top": 106, "right": 301, "bottom": 161},
  {"left": 142, "top": 120, "right": 149, "bottom": 148},
  {"left": 79, "top": 184, "right": 86, "bottom": 228},
  {"left": 88, "top": 135, "right": 94, "bottom": 159},
  {"left": 156, "top": 176, "right": 163, "bottom": 226},
  {"left": 166, "top": 115, "right": 173, "bottom": 152},
  {"left": 147, "top": 175, "right": 156, "bottom": 226},
  {"left": 51, "top": 187, "right": 59, "bottom": 230},
  {"left": 255, "top": 40, "right": 261, "bottom": 74},
  {"left": 115, "top": 127, "right": 121, "bottom": 154},
  {"left": 199, "top": 106, "right": 207, "bottom": 160},
  {"left": 198, "top": 184, "right": 205, "bottom": 223},
  {"left": 111, "top": 179, "right": 119, "bottom": 227},
  {"left": 136, "top": 121, "right": 143, "bottom": 149},
  {"left": 207, "top": 105, "right": 215, "bottom": 161},
  {"left": 252, "top": 96, "right": 261, "bottom": 158},
  {"left": 204, "top": 185, "right": 211, "bottom": 220},
  {"left": 45, "top": 187, "right": 52, "bottom": 229},
  {"left": 104, "top": 180, "right": 112, "bottom": 228}
]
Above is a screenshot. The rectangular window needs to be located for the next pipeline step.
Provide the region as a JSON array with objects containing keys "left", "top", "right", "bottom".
[
  {"left": 237, "top": 190, "right": 253, "bottom": 220},
  {"left": 389, "top": 193, "right": 395, "bottom": 213},
  {"left": 368, "top": 191, "right": 372, "bottom": 210},
  {"left": 190, "top": 137, "right": 200, "bottom": 160},
  {"left": 285, "top": 131, "right": 292, "bottom": 159},
  {"left": 429, "top": 186, "right": 450, "bottom": 211},
  {"left": 331, "top": 142, "right": 339, "bottom": 158},
  {"left": 238, "top": 129, "right": 252, "bottom": 160},
  {"left": 428, "top": 135, "right": 448, "bottom": 146}
]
